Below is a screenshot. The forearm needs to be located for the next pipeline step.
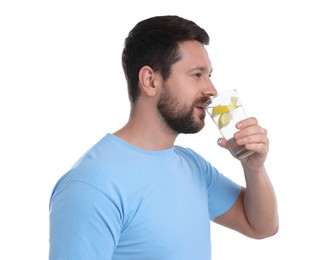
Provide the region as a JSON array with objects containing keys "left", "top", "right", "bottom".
[{"left": 243, "top": 164, "right": 279, "bottom": 238}]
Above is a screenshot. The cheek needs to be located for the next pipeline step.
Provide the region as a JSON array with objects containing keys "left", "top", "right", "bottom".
[
  {"left": 165, "top": 77, "right": 197, "bottom": 108},
  {"left": 166, "top": 75, "right": 189, "bottom": 93}
]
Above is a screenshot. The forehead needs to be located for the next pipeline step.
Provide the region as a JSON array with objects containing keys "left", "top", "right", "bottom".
[{"left": 175, "top": 41, "right": 212, "bottom": 71}]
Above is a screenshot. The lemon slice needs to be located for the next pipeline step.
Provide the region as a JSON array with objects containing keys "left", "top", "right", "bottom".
[
  {"left": 218, "top": 112, "right": 232, "bottom": 128},
  {"left": 212, "top": 105, "right": 230, "bottom": 117},
  {"left": 212, "top": 97, "right": 239, "bottom": 117},
  {"left": 230, "top": 96, "right": 238, "bottom": 107}
]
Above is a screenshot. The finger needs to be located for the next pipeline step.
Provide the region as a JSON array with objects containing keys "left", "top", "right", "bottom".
[
  {"left": 237, "top": 133, "right": 269, "bottom": 157},
  {"left": 236, "top": 117, "right": 258, "bottom": 130},
  {"left": 235, "top": 125, "right": 267, "bottom": 139},
  {"left": 236, "top": 133, "right": 269, "bottom": 147},
  {"left": 245, "top": 140, "right": 269, "bottom": 155},
  {"left": 217, "top": 138, "right": 228, "bottom": 149}
]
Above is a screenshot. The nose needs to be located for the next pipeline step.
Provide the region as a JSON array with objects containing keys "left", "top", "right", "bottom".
[{"left": 202, "top": 80, "right": 218, "bottom": 97}]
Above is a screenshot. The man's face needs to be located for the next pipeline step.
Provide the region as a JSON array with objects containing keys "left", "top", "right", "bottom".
[{"left": 157, "top": 41, "right": 217, "bottom": 134}]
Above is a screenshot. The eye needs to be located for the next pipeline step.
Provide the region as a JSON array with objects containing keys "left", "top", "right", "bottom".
[
  {"left": 194, "top": 72, "right": 202, "bottom": 78},
  {"left": 194, "top": 72, "right": 211, "bottom": 79}
]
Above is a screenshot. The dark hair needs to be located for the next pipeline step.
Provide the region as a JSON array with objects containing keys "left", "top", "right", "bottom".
[{"left": 121, "top": 15, "right": 210, "bottom": 103}]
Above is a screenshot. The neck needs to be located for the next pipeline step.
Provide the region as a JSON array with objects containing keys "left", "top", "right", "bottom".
[{"left": 113, "top": 105, "right": 178, "bottom": 151}]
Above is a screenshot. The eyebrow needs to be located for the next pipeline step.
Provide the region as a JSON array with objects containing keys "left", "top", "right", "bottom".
[{"left": 187, "top": 66, "right": 213, "bottom": 74}]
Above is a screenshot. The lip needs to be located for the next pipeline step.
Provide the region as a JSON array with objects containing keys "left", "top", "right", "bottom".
[
  {"left": 197, "top": 103, "right": 210, "bottom": 113},
  {"left": 195, "top": 97, "right": 211, "bottom": 111}
]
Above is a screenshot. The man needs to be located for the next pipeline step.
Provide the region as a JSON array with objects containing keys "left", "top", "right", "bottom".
[{"left": 49, "top": 15, "right": 278, "bottom": 259}]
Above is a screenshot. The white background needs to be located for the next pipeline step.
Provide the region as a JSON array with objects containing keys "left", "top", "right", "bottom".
[{"left": 1, "top": 0, "right": 334, "bottom": 259}]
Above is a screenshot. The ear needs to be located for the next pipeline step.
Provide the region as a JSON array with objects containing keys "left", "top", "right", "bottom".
[{"left": 138, "top": 65, "right": 159, "bottom": 97}]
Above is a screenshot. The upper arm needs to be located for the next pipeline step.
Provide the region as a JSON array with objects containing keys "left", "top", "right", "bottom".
[
  {"left": 213, "top": 187, "right": 261, "bottom": 239},
  {"left": 49, "top": 181, "right": 121, "bottom": 259}
]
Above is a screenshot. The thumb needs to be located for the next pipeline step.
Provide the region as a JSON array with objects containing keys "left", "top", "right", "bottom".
[{"left": 217, "top": 138, "right": 228, "bottom": 148}]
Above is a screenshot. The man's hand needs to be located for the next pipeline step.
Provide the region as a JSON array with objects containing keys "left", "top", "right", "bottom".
[{"left": 218, "top": 117, "right": 269, "bottom": 170}]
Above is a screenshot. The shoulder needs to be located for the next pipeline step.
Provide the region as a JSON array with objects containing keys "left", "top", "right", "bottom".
[
  {"left": 174, "top": 145, "right": 210, "bottom": 169},
  {"left": 174, "top": 145, "right": 204, "bottom": 159}
]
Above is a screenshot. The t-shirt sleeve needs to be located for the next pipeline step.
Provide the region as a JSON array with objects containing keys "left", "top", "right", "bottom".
[
  {"left": 49, "top": 181, "right": 122, "bottom": 260},
  {"left": 181, "top": 147, "right": 242, "bottom": 220},
  {"left": 205, "top": 165, "right": 242, "bottom": 220}
]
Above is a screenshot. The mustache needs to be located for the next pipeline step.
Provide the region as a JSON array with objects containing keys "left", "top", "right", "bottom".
[{"left": 194, "top": 96, "right": 212, "bottom": 107}]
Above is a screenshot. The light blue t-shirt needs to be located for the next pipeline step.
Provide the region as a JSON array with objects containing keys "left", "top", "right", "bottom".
[{"left": 49, "top": 134, "right": 241, "bottom": 259}]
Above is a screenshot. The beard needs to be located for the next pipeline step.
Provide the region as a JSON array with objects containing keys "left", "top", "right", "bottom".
[{"left": 157, "top": 86, "right": 209, "bottom": 134}]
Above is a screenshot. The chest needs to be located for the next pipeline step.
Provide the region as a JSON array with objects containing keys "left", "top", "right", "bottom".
[{"left": 113, "top": 164, "right": 211, "bottom": 259}]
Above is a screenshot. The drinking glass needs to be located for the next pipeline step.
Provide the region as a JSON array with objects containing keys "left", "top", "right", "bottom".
[{"left": 205, "top": 89, "right": 255, "bottom": 159}]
